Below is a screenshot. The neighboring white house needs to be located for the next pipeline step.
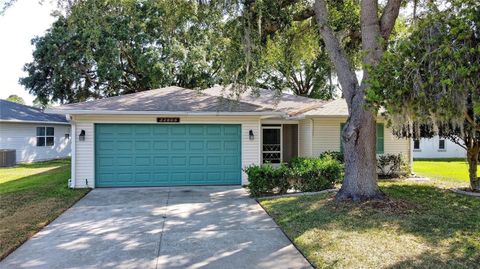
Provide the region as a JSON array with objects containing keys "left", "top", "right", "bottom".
[
  {"left": 0, "top": 99, "right": 71, "bottom": 163},
  {"left": 412, "top": 136, "right": 466, "bottom": 159},
  {"left": 48, "top": 85, "right": 412, "bottom": 188}
]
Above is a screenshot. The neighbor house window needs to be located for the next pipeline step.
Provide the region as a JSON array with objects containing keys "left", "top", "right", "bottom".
[
  {"left": 439, "top": 139, "right": 446, "bottom": 150},
  {"left": 413, "top": 139, "right": 420, "bottom": 150},
  {"left": 37, "top": 127, "right": 54, "bottom": 147}
]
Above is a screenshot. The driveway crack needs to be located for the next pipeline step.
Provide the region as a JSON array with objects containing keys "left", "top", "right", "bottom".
[{"left": 155, "top": 187, "right": 170, "bottom": 269}]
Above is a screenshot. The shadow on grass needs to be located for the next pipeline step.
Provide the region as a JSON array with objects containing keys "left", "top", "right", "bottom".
[
  {"left": 261, "top": 182, "right": 480, "bottom": 268},
  {"left": 0, "top": 161, "right": 89, "bottom": 261}
]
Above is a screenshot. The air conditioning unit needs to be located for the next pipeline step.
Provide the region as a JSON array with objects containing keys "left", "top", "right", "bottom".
[{"left": 0, "top": 149, "right": 16, "bottom": 167}]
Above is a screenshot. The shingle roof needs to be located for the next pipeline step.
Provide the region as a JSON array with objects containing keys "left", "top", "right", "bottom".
[
  {"left": 0, "top": 99, "right": 68, "bottom": 124},
  {"left": 305, "top": 98, "right": 349, "bottom": 116},
  {"left": 48, "top": 85, "right": 352, "bottom": 117},
  {"left": 202, "top": 85, "right": 326, "bottom": 116},
  {"left": 49, "top": 86, "right": 279, "bottom": 114}
]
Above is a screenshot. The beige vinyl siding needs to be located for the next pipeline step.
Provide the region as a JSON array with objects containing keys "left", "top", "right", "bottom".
[
  {"left": 0, "top": 122, "right": 71, "bottom": 163},
  {"left": 298, "top": 119, "right": 313, "bottom": 157},
  {"left": 71, "top": 115, "right": 261, "bottom": 188},
  {"left": 310, "top": 117, "right": 411, "bottom": 161}
]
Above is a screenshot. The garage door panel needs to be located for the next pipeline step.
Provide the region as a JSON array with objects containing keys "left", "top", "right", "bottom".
[
  {"left": 154, "top": 156, "right": 169, "bottom": 166},
  {"left": 95, "top": 124, "right": 241, "bottom": 187},
  {"left": 153, "top": 141, "right": 169, "bottom": 151},
  {"left": 171, "top": 141, "right": 187, "bottom": 151},
  {"left": 224, "top": 141, "right": 240, "bottom": 151},
  {"left": 171, "top": 125, "right": 187, "bottom": 135},
  {"left": 189, "top": 156, "right": 204, "bottom": 166},
  {"left": 117, "top": 157, "right": 134, "bottom": 166},
  {"left": 189, "top": 141, "right": 204, "bottom": 151},
  {"left": 189, "top": 125, "right": 204, "bottom": 135}
]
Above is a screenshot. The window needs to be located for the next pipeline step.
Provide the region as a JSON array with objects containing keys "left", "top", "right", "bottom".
[
  {"left": 439, "top": 139, "right": 446, "bottom": 150},
  {"left": 413, "top": 139, "right": 420, "bottom": 150},
  {"left": 340, "top": 123, "right": 384, "bottom": 154},
  {"left": 36, "top": 127, "right": 54, "bottom": 147}
]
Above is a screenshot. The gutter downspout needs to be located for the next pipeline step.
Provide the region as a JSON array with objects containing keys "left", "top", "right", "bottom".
[{"left": 69, "top": 115, "right": 76, "bottom": 188}]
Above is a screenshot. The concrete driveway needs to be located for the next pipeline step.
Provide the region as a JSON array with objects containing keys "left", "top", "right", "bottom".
[{"left": 1, "top": 186, "right": 311, "bottom": 269}]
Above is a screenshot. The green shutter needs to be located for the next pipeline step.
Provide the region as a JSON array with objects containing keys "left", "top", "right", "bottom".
[
  {"left": 376, "top": 123, "right": 384, "bottom": 154},
  {"left": 340, "top": 123, "right": 345, "bottom": 153},
  {"left": 340, "top": 123, "right": 384, "bottom": 154}
]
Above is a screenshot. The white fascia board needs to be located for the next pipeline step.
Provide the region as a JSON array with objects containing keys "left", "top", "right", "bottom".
[
  {"left": 0, "top": 119, "right": 70, "bottom": 125},
  {"left": 45, "top": 109, "right": 286, "bottom": 117}
]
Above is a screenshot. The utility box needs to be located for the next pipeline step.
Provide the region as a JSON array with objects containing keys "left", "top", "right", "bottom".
[{"left": 0, "top": 149, "right": 16, "bottom": 167}]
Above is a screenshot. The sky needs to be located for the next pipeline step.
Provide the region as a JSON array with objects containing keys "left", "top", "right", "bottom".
[{"left": 0, "top": 0, "right": 56, "bottom": 105}]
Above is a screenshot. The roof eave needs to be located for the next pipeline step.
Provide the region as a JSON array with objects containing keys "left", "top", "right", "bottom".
[
  {"left": 0, "top": 119, "right": 70, "bottom": 125},
  {"left": 45, "top": 109, "right": 286, "bottom": 117}
]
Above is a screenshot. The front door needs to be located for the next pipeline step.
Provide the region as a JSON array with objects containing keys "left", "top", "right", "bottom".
[
  {"left": 261, "top": 124, "right": 298, "bottom": 164},
  {"left": 262, "top": 126, "right": 282, "bottom": 164}
]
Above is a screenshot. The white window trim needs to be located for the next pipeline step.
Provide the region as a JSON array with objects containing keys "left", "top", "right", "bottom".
[
  {"left": 261, "top": 125, "right": 282, "bottom": 164},
  {"left": 36, "top": 126, "right": 55, "bottom": 147}
]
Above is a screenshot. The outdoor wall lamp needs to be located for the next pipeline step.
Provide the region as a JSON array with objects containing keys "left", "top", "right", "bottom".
[
  {"left": 249, "top": 130, "right": 254, "bottom": 141},
  {"left": 79, "top": 130, "right": 86, "bottom": 141}
]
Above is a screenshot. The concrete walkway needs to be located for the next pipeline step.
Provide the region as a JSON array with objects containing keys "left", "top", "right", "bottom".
[{"left": 1, "top": 186, "right": 311, "bottom": 269}]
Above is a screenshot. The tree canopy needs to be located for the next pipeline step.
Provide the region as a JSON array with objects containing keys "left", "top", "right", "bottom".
[
  {"left": 19, "top": 0, "right": 359, "bottom": 106},
  {"left": 20, "top": 0, "right": 228, "bottom": 105},
  {"left": 368, "top": 0, "right": 480, "bottom": 190},
  {"left": 5, "top": 94, "right": 25, "bottom": 104}
]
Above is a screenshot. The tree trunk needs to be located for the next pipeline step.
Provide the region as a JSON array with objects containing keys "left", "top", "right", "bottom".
[
  {"left": 337, "top": 83, "right": 383, "bottom": 200},
  {"left": 314, "top": 0, "right": 391, "bottom": 200},
  {"left": 467, "top": 143, "right": 480, "bottom": 191}
]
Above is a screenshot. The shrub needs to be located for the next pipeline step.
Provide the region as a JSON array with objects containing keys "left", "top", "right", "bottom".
[
  {"left": 319, "top": 151, "right": 344, "bottom": 163},
  {"left": 245, "top": 156, "right": 345, "bottom": 196},
  {"left": 244, "top": 163, "right": 289, "bottom": 197},
  {"left": 377, "top": 153, "right": 410, "bottom": 178},
  {"left": 289, "top": 156, "right": 343, "bottom": 192}
]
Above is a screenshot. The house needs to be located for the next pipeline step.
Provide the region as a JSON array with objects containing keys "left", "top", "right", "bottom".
[
  {"left": 0, "top": 99, "right": 71, "bottom": 163},
  {"left": 47, "top": 86, "right": 412, "bottom": 188},
  {"left": 413, "top": 136, "right": 466, "bottom": 159}
]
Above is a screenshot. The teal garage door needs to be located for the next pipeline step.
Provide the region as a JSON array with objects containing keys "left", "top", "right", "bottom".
[{"left": 95, "top": 124, "right": 242, "bottom": 187}]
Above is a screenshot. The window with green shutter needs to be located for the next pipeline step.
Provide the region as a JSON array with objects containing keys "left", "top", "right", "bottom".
[
  {"left": 376, "top": 123, "right": 384, "bottom": 154},
  {"left": 340, "top": 123, "right": 384, "bottom": 154}
]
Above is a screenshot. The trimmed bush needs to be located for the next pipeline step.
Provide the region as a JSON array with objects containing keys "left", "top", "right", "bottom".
[
  {"left": 245, "top": 156, "right": 343, "bottom": 197},
  {"left": 244, "top": 163, "right": 289, "bottom": 197},
  {"left": 290, "top": 156, "right": 343, "bottom": 192}
]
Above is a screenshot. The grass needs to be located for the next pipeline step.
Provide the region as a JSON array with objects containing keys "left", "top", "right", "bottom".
[
  {"left": 260, "top": 180, "right": 480, "bottom": 268},
  {"left": 413, "top": 159, "right": 473, "bottom": 184},
  {"left": 0, "top": 159, "right": 90, "bottom": 260}
]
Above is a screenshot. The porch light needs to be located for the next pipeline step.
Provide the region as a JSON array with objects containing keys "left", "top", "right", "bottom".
[
  {"left": 249, "top": 130, "right": 254, "bottom": 141},
  {"left": 79, "top": 130, "right": 86, "bottom": 141}
]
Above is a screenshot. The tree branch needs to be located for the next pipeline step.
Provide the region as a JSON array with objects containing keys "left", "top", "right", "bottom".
[
  {"left": 293, "top": 7, "right": 315, "bottom": 21},
  {"left": 379, "top": 0, "right": 402, "bottom": 40},
  {"left": 314, "top": 0, "right": 358, "bottom": 101}
]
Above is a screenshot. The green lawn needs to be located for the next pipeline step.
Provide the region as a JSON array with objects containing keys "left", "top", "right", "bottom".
[
  {"left": 260, "top": 180, "right": 480, "bottom": 268},
  {"left": 0, "top": 159, "right": 90, "bottom": 260},
  {"left": 413, "top": 159, "right": 473, "bottom": 184}
]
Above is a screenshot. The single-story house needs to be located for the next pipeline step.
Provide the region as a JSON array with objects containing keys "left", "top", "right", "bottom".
[
  {"left": 0, "top": 99, "right": 71, "bottom": 163},
  {"left": 48, "top": 86, "right": 412, "bottom": 188},
  {"left": 413, "top": 136, "right": 466, "bottom": 159}
]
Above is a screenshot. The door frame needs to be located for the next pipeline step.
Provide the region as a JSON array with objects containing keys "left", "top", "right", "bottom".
[{"left": 261, "top": 125, "right": 282, "bottom": 164}]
